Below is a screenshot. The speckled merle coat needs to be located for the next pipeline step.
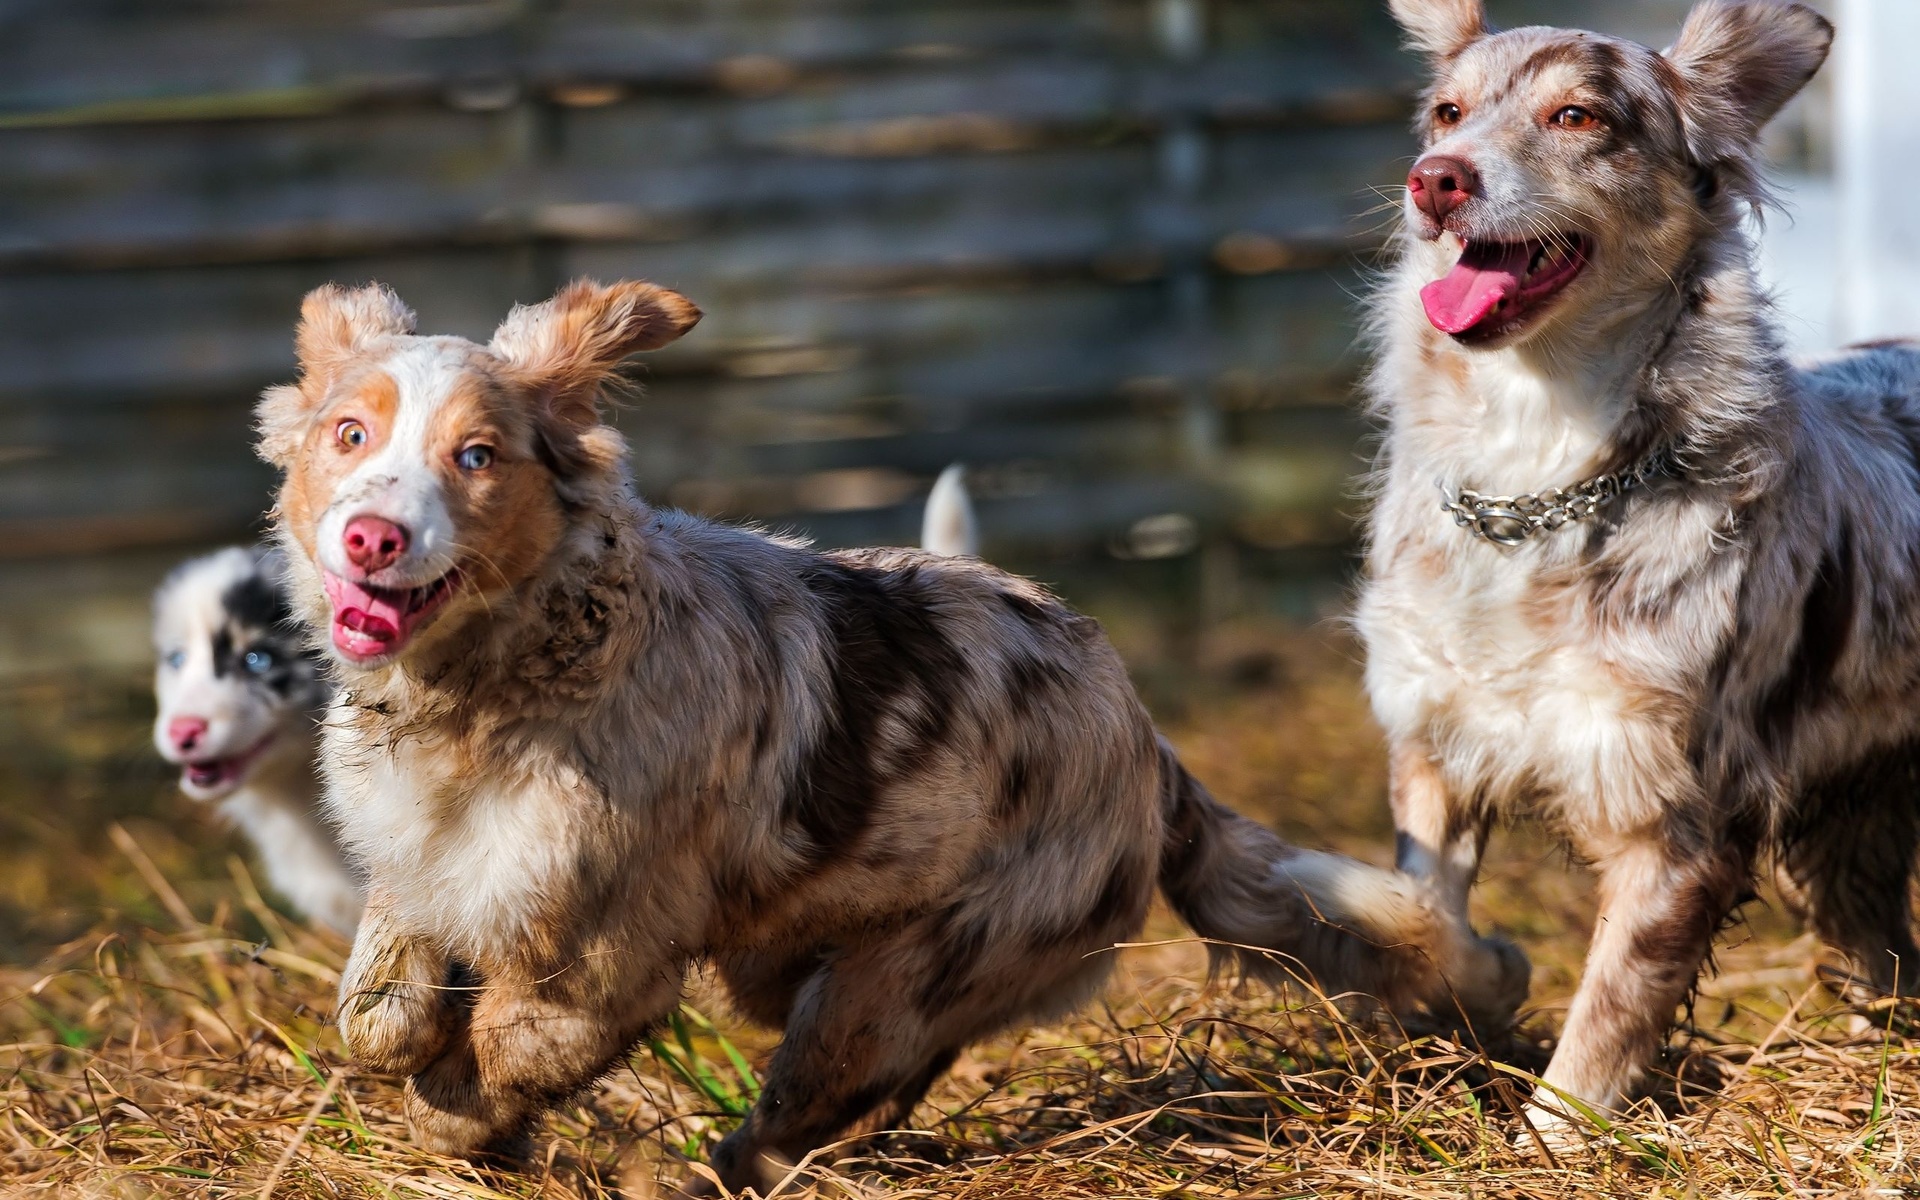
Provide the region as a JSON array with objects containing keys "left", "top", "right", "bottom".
[
  {"left": 257, "top": 278, "right": 1525, "bottom": 1191},
  {"left": 1359, "top": 0, "right": 1920, "bottom": 1135}
]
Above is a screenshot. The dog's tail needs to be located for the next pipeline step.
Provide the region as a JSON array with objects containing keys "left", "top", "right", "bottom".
[
  {"left": 921, "top": 463, "right": 979, "bottom": 557},
  {"left": 1154, "top": 739, "right": 1528, "bottom": 1032}
]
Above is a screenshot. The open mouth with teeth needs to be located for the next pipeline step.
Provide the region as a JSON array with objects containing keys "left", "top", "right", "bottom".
[
  {"left": 1420, "top": 235, "right": 1591, "bottom": 342},
  {"left": 178, "top": 734, "right": 275, "bottom": 798},
  {"left": 322, "top": 569, "right": 460, "bottom": 662}
]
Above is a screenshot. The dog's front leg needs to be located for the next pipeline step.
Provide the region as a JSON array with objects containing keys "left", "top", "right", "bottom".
[
  {"left": 1389, "top": 743, "right": 1485, "bottom": 916},
  {"left": 337, "top": 889, "right": 459, "bottom": 1076},
  {"left": 403, "top": 945, "right": 683, "bottom": 1158},
  {"left": 1527, "top": 828, "right": 1747, "bottom": 1136},
  {"left": 1385, "top": 744, "right": 1524, "bottom": 1026}
]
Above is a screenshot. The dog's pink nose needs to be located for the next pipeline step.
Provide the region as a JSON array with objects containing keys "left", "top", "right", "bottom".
[
  {"left": 1409, "top": 155, "right": 1480, "bottom": 225},
  {"left": 168, "top": 716, "right": 208, "bottom": 753},
  {"left": 342, "top": 515, "right": 410, "bottom": 573}
]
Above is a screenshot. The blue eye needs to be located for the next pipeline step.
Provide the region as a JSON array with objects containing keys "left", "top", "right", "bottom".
[
  {"left": 456, "top": 444, "right": 494, "bottom": 471},
  {"left": 243, "top": 648, "right": 274, "bottom": 675},
  {"left": 164, "top": 650, "right": 185, "bottom": 670}
]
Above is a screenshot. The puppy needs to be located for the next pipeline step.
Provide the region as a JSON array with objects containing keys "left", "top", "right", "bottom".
[
  {"left": 257, "top": 278, "right": 1525, "bottom": 1188},
  {"left": 1357, "top": 0, "right": 1891, "bottom": 1135},
  {"left": 152, "top": 546, "right": 360, "bottom": 934}
]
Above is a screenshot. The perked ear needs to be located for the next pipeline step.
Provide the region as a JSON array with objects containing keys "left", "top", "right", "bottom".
[
  {"left": 1388, "top": 0, "right": 1487, "bottom": 61},
  {"left": 256, "top": 283, "right": 415, "bottom": 468},
  {"left": 490, "top": 279, "right": 702, "bottom": 427},
  {"left": 1666, "top": 1, "right": 1832, "bottom": 151}
]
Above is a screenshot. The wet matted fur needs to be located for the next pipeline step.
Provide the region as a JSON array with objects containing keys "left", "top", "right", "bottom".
[
  {"left": 1358, "top": 0, "right": 1920, "bottom": 1138},
  {"left": 256, "top": 278, "right": 1525, "bottom": 1190}
]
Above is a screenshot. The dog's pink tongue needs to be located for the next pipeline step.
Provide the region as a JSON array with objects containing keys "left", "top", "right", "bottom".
[
  {"left": 323, "top": 572, "right": 407, "bottom": 655},
  {"left": 1420, "top": 241, "right": 1533, "bottom": 334}
]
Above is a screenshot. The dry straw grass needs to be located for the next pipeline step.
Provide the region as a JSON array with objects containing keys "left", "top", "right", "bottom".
[{"left": 4, "top": 621, "right": 1918, "bottom": 1197}]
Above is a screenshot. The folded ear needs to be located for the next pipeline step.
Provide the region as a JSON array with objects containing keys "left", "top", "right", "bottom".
[
  {"left": 1666, "top": 1, "right": 1831, "bottom": 159},
  {"left": 296, "top": 282, "right": 415, "bottom": 383},
  {"left": 490, "top": 279, "right": 702, "bottom": 427},
  {"left": 256, "top": 283, "right": 415, "bottom": 468},
  {"left": 1388, "top": 0, "right": 1487, "bottom": 62}
]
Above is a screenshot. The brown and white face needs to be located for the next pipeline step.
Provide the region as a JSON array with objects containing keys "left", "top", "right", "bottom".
[
  {"left": 255, "top": 279, "right": 700, "bottom": 667},
  {"left": 1389, "top": 0, "right": 1831, "bottom": 347}
]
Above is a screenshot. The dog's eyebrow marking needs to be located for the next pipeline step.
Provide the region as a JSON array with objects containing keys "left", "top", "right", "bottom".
[
  {"left": 341, "top": 370, "right": 400, "bottom": 429},
  {"left": 1472, "top": 33, "right": 1593, "bottom": 108},
  {"left": 1514, "top": 39, "right": 1597, "bottom": 85}
]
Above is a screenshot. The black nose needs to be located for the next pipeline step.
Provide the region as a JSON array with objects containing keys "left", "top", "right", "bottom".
[{"left": 1409, "top": 154, "right": 1480, "bottom": 225}]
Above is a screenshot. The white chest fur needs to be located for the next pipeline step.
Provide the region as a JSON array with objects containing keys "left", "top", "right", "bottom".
[
  {"left": 1362, "top": 338, "right": 1731, "bottom": 838},
  {"left": 323, "top": 720, "right": 584, "bottom": 961},
  {"left": 1363, "top": 541, "right": 1664, "bottom": 834}
]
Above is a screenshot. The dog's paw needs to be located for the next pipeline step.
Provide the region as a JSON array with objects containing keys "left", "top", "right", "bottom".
[
  {"left": 342, "top": 993, "right": 452, "bottom": 1076},
  {"left": 1512, "top": 1100, "right": 1594, "bottom": 1158},
  {"left": 338, "top": 933, "right": 463, "bottom": 1075},
  {"left": 1461, "top": 931, "right": 1531, "bottom": 1029},
  {"left": 403, "top": 1065, "right": 522, "bottom": 1159},
  {"left": 339, "top": 961, "right": 463, "bottom": 1075}
]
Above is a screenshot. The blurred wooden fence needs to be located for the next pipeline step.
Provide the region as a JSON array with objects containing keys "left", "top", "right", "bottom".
[
  {"left": 0, "top": 0, "right": 1422, "bottom": 569},
  {"left": 0, "top": 0, "right": 1694, "bottom": 571}
]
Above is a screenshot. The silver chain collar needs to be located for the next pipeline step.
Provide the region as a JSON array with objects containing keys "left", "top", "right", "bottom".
[{"left": 1439, "top": 448, "right": 1671, "bottom": 547}]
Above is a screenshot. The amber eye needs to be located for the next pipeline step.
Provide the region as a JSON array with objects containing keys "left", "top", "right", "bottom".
[
  {"left": 1552, "top": 105, "right": 1596, "bottom": 129},
  {"left": 455, "top": 444, "right": 494, "bottom": 472},
  {"left": 1434, "top": 102, "right": 1463, "bottom": 126},
  {"left": 336, "top": 419, "right": 369, "bottom": 449}
]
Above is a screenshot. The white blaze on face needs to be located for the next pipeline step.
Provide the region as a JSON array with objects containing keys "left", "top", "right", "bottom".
[{"left": 314, "top": 339, "right": 467, "bottom": 587}]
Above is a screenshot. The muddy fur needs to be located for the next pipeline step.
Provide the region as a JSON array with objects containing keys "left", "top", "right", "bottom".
[
  {"left": 257, "top": 279, "right": 1524, "bottom": 1191},
  {"left": 1359, "top": 0, "right": 1920, "bottom": 1136}
]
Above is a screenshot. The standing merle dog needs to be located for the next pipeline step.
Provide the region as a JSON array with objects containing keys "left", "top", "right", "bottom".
[{"left": 1357, "top": 0, "right": 1920, "bottom": 1138}]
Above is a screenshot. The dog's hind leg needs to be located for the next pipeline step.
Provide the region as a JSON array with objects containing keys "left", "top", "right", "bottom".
[
  {"left": 704, "top": 945, "right": 961, "bottom": 1195},
  {"left": 705, "top": 887, "right": 1131, "bottom": 1196},
  {"left": 712, "top": 944, "right": 824, "bottom": 1028},
  {"left": 1780, "top": 747, "right": 1920, "bottom": 995}
]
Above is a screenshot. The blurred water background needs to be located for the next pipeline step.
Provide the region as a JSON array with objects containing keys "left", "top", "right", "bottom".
[{"left": 0, "top": 0, "right": 1839, "bottom": 958}]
